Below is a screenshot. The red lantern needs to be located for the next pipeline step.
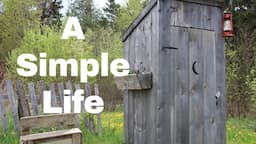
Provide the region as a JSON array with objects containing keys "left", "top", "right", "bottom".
[{"left": 223, "top": 12, "right": 234, "bottom": 37}]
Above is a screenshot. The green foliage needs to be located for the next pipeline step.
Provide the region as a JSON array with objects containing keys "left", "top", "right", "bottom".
[
  {"left": 0, "top": 112, "right": 124, "bottom": 144},
  {"left": 6, "top": 24, "right": 124, "bottom": 84},
  {"left": 84, "top": 27, "right": 123, "bottom": 105},
  {"left": 81, "top": 112, "right": 124, "bottom": 144},
  {"left": 248, "top": 74, "right": 256, "bottom": 113},
  {"left": 226, "top": 118, "right": 256, "bottom": 144},
  {"left": 39, "top": 0, "right": 63, "bottom": 28},
  {"left": 103, "top": 0, "right": 121, "bottom": 24},
  {"left": 0, "top": 113, "right": 19, "bottom": 144},
  {"left": 232, "top": 0, "right": 256, "bottom": 30},
  {"left": 115, "top": 0, "right": 146, "bottom": 32},
  {"left": 226, "top": 0, "right": 256, "bottom": 117},
  {"left": 68, "top": 0, "right": 102, "bottom": 31},
  {"left": 0, "top": 0, "right": 40, "bottom": 61},
  {"left": 1, "top": 111, "right": 256, "bottom": 144},
  {"left": 7, "top": 26, "right": 93, "bottom": 83},
  {"left": 85, "top": 27, "right": 123, "bottom": 60}
]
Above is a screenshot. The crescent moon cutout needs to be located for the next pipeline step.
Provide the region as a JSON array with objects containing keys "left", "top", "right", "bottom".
[{"left": 192, "top": 61, "right": 199, "bottom": 75}]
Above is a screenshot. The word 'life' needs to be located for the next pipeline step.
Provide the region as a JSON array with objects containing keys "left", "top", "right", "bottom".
[{"left": 44, "top": 89, "right": 104, "bottom": 114}]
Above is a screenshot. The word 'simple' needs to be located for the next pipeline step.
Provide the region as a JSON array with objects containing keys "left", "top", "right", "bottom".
[{"left": 17, "top": 53, "right": 130, "bottom": 83}]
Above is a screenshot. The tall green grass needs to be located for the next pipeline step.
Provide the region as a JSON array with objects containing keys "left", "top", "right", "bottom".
[
  {"left": 0, "top": 112, "right": 124, "bottom": 144},
  {"left": 227, "top": 118, "right": 256, "bottom": 144},
  {"left": 0, "top": 113, "right": 19, "bottom": 144},
  {"left": 80, "top": 112, "right": 124, "bottom": 144},
  {"left": 0, "top": 112, "right": 255, "bottom": 144}
]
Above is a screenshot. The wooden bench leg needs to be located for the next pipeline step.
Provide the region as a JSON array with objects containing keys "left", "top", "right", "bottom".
[{"left": 72, "top": 133, "right": 82, "bottom": 144}]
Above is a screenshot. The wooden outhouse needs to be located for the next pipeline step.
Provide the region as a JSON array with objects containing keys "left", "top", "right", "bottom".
[{"left": 120, "top": 0, "right": 226, "bottom": 144}]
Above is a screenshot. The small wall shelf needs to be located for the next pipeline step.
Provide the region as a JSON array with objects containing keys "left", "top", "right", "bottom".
[{"left": 115, "top": 72, "right": 153, "bottom": 90}]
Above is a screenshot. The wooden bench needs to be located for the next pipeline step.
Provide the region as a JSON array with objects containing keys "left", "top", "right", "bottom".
[{"left": 19, "top": 113, "right": 82, "bottom": 144}]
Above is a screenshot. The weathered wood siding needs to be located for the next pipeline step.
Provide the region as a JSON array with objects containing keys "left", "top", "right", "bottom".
[
  {"left": 124, "top": 3, "right": 159, "bottom": 144},
  {"left": 123, "top": 0, "right": 226, "bottom": 144}
]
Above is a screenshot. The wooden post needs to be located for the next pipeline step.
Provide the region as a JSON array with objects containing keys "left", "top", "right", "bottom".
[
  {"left": 74, "top": 84, "right": 83, "bottom": 112},
  {"left": 94, "top": 84, "right": 102, "bottom": 137},
  {"left": 49, "top": 83, "right": 57, "bottom": 107},
  {"left": 0, "top": 88, "right": 8, "bottom": 131},
  {"left": 28, "top": 83, "right": 39, "bottom": 116},
  {"left": 6, "top": 80, "right": 20, "bottom": 135},
  {"left": 16, "top": 80, "right": 31, "bottom": 118},
  {"left": 57, "top": 82, "right": 65, "bottom": 111},
  {"left": 38, "top": 80, "right": 45, "bottom": 110},
  {"left": 84, "top": 82, "right": 95, "bottom": 133},
  {"left": 73, "top": 84, "right": 82, "bottom": 128},
  {"left": 65, "top": 81, "right": 74, "bottom": 112}
]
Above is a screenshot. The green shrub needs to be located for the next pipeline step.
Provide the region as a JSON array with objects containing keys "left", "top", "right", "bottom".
[{"left": 7, "top": 26, "right": 94, "bottom": 83}]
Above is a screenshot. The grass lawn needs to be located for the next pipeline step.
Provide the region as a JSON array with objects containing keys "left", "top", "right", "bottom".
[
  {"left": 227, "top": 118, "right": 256, "bottom": 144},
  {"left": 0, "top": 111, "right": 255, "bottom": 144}
]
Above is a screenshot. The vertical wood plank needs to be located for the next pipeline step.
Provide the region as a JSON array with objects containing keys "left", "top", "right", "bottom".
[
  {"left": 123, "top": 89, "right": 129, "bottom": 143},
  {"left": 157, "top": 0, "right": 173, "bottom": 143},
  {"left": 49, "top": 83, "right": 57, "bottom": 107},
  {"left": 0, "top": 88, "right": 8, "bottom": 131},
  {"left": 123, "top": 36, "right": 130, "bottom": 143},
  {"left": 134, "top": 24, "right": 143, "bottom": 144},
  {"left": 65, "top": 81, "right": 73, "bottom": 95},
  {"left": 73, "top": 84, "right": 82, "bottom": 128},
  {"left": 38, "top": 81, "right": 45, "bottom": 110},
  {"left": 57, "top": 82, "right": 65, "bottom": 111},
  {"left": 136, "top": 23, "right": 144, "bottom": 144},
  {"left": 6, "top": 80, "right": 20, "bottom": 134},
  {"left": 212, "top": 7, "right": 226, "bottom": 144},
  {"left": 28, "top": 83, "right": 39, "bottom": 116},
  {"left": 128, "top": 27, "right": 136, "bottom": 144},
  {"left": 85, "top": 82, "right": 91, "bottom": 97},
  {"left": 141, "top": 8, "right": 154, "bottom": 144},
  {"left": 171, "top": 27, "right": 190, "bottom": 144},
  {"left": 75, "top": 84, "right": 84, "bottom": 112},
  {"left": 65, "top": 81, "right": 73, "bottom": 112},
  {"left": 188, "top": 29, "right": 204, "bottom": 144},
  {"left": 16, "top": 80, "right": 31, "bottom": 117},
  {"left": 149, "top": 5, "right": 158, "bottom": 144},
  {"left": 94, "top": 84, "right": 102, "bottom": 137},
  {"left": 202, "top": 28, "right": 217, "bottom": 144},
  {"left": 84, "top": 82, "right": 95, "bottom": 132},
  {"left": 72, "top": 133, "right": 82, "bottom": 144},
  {"left": 134, "top": 14, "right": 156, "bottom": 143}
]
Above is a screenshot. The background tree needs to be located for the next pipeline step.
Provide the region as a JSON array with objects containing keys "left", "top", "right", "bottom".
[
  {"left": 38, "top": 0, "right": 63, "bottom": 29},
  {"left": 103, "top": 0, "right": 120, "bottom": 25},
  {"left": 226, "top": 0, "right": 256, "bottom": 117},
  {"left": 115, "top": 0, "right": 147, "bottom": 32},
  {"left": 68, "top": 0, "right": 100, "bottom": 31},
  {"left": 0, "top": 0, "right": 40, "bottom": 61},
  {"left": 7, "top": 26, "right": 94, "bottom": 83}
]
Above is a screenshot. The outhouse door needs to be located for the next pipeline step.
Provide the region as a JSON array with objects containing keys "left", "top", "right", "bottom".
[{"left": 168, "top": 27, "right": 219, "bottom": 144}]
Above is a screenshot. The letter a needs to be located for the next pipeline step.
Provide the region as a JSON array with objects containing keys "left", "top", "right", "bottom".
[{"left": 61, "top": 17, "right": 85, "bottom": 40}]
